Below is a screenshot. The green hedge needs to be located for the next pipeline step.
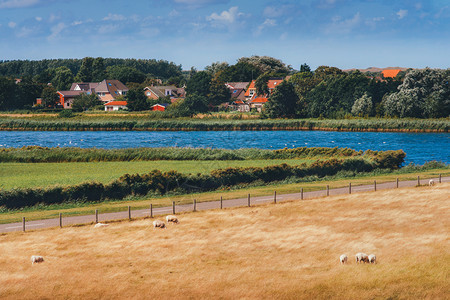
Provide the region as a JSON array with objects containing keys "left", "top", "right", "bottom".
[{"left": 0, "top": 151, "right": 405, "bottom": 209}]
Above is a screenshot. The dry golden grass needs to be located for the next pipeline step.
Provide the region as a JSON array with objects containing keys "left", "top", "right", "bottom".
[{"left": 1, "top": 183, "right": 449, "bottom": 299}]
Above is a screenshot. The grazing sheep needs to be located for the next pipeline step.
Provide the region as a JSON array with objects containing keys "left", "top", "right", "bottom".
[
  {"left": 355, "top": 253, "right": 369, "bottom": 264},
  {"left": 94, "top": 223, "right": 109, "bottom": 228},
  {"left": 368, "top": 254, "right": 376, "bottom": 264},
  {"left": 166, "top": 215, "right": 179, "bottom": 224},
  {"left": 153, "top": 220, "right": 166, "bottom": 229},
  {"left": 31, "top": 255, "right": 44, "bottom": 264},
  {"left": 340, "top": 254, "right": 348, "bottom": 264},
  {"left": 429, "top": 179, "right": 435, "bottom": 186}
]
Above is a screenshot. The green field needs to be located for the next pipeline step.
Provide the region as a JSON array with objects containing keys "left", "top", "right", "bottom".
[{"left": 1, "top": 158, "right": 317, "bottom": 190}]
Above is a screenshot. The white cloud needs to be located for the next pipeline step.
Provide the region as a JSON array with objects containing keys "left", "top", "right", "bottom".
[
  {"left": 325, "top": 12, "right": 361, "bottom": 34},
  {"left": 48, "top": 22, "right": 66, "bottom": 40},
  {"left": 8, "top": 21, "right": 16, "bottom": 28},
  {"left": 98, "top": 24, "right": 119, "bottom": 34},
  {"left": 35, "top": 16, "right": 42, "bottom": 21},
  {"left": 255, "top": 18, "right": 276, "bottom": 36},
  {"left": 103, "top": 13, "right": 126, "bottom": 21},
  {"left": 207, "top": 6, "right": 243, "bottom": 26},
  {"left": 397, "top": 9, "right": 408, "bottom": 19},
  {"left": 17, "top": 26, "right": 33, "bottom": 37},
  {"left": 49, "top": 14, "right": 60, "bottom": 23},
  {"left": 0, "top": 0, "right": 39, "bottom": 8},
  {"left": 169, "top": 9, "right": 180, "bottom": 17},
  {"left": 280, "top": 32, "right": 288, "bottom": 41}
]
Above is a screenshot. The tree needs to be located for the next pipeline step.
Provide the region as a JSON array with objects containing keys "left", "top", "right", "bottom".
[
  {"left": 41, "top": 86, "right": 59, "bottom": 107},
  {"left": 314, "top": 66, "right": 345, "bottom": 80},
  {"left": 264, "top": 81, "right": 299, "bottom": 118},
  {"left": 72, "top": 93, "right": 102, "bottom": 112},
  {"left": 75, "top": 57, "right": 94, "bottom": 82},
  {"left": 106, "top": 66, "right": 146, "bottom": 84},
  {"left": 255, "top": 72, "right": 270, "bottom": 96},
  {"left": 91, "top": 57, "right": 106, "bottom": 82},
  {"left": 208, "top": 79, "right": 231, "bottom": 106},
  {"left": 383, "top": 68, "right": 449, "bottom": 118},
  {"left": 185, "top": 71, "right": 212, "bottom": 97},
  {"left": 238, "top": 56, "right": 291, "bottom": 74},
  {"left": 126, "top": 88, "right": 149, "bottom": 111},
  {"left": 0, "top": 76, "right": 17, "bottom": 110},
  {"left": 52, "top": 66, "right": 74, "bottom": 90},
  {"left": 205, "top": 61, "right": 229, "bottom": 76},
  {"left": 216, "top": 62, "right": 261, "bottom": 82},
  {"left": 300, "top": 63, "right": 311, "bottom": 73},
  {"left": 352, "top": 93, "right": 373, "bottom": 116},
  {"left": 172, "top": 93, "right": 208, "bottom": 116}
]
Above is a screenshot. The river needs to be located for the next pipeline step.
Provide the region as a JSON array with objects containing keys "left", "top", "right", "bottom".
[{"left": 0, "top": 131, "right": 448, "bottom": 165}]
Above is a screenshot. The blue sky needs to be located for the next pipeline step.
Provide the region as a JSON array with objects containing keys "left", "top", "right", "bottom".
[{"left": 0, "top": 0, "right": 449, "bottom": 70}]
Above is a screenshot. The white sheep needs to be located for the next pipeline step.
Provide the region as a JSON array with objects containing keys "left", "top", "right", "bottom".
[
  {"left": 429, "top": 179, "right": 435, "bottom": 186},
  {"left": 368, "top": 254, "right": 376, "bottom": 264},
  {"left": 31, "top": 255, "right": 44, "bottom": 264},
  {"left": 94, "top": 223, "right": 109, "bottom": 228},
  {"left": 153, "top": 220, "right": 166, "bottom": 229},
  {"left": 355, "top": 252, "right": 369, "bottom": 264},
  {"left": 340, "top": 254, "right": 348, "bottom": 264},
  {"left": 166, "top": 215, "right": 179, "bottom": 224}
]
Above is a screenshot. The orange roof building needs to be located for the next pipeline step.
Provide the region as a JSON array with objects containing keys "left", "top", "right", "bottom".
[{"left": 382, "top": 69, "right": 401, "bottom": 78}]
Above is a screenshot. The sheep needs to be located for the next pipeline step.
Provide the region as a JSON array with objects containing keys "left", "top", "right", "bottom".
[
  {"left": 368, "top": 254, "right": 376, "bottom": 264},
  {"left": 153, "top": 220, "right": 166, "bottom": 229},
  {"left": 31, "top": 255, "right": 44, "bottom": 264},
  {"left": 355, "top": 252, "right": 369, "bottom": 264},
  {"left": 340, "top": 254, "right": 348, "bottom": 264},
  {"left": 94, "top": 223, "right": 109, "bottom": 228},
  {"left": 429, "top": 179, "right": 435, "bottom": 186},
  {"left": 166, "top": 215, "right": 179, "bottom": 224}
]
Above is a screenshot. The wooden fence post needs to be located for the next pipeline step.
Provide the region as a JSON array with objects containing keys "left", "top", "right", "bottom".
[
  {"left": 349, "top": 183, "right": 352, "bottom": 194},
  {"left": 150, "top": 204, "right": 153, "bottom": 218},
  {"left": 59, "top": 213, "right": 62, "bottom": 228},
  {"left": 417, "top": 176, "right": 420, "bottom": 186},
  {"left": 95, "top": 209, "right": 98, "bottom": 223},
  {"left": 128, "top": 206, "right": 131, "bottom": 220},
  {"left": 248, "top": 194, "right": 251, "bottom": 207},
  {"left": 193, "top": 199, "right": 197, "bottom": 212},
  {"left": 301, "top": 188, "right": 303, "bottom": 200},
  {"left": 439, "top": 174, "right": 441, "bottom": 183},
  {"left": 172, "top": 201, "right": 176, "bottom": 214},
  {"left": 274, "top": 191, "right": 277, "bottom": 204},
  {"left": 396, "top": 178, "right": 399, "bottom": 188},
  {"left": 326, "top": 185, "right": 329, "bottom": 196},
  {"left": 374, "top": 180, "right": 377, "bottom": 191},
  {"left": 220, "top": 196, "right": 223, "bottom": 209},
  {"left": 22, "top": 217, "right": 25, "bottom": 232}
]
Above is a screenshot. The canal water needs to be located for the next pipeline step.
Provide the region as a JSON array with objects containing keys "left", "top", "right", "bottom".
[{"left": 0, "top": 131, "right": 448, "bottom": 165}]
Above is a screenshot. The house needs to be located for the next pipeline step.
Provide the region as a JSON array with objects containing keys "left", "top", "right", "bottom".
[
  {"left": 144, "top": 86, "right": 185, "bottom": 100},
  {"left": 244, "top": 78, "right": 285, "bottom": 111},
  {"left": 248, "top": 96, "right": 268, "bottom": 112},
  {"left": 230, "top": 100, "right": 250, "bottom": 112},
  {"left": 150, "top": 103, "right": 169, "bottom": 111},
  {"left": 226, "top": 82, "right": 248, "bottom": 102},
  {"left": 104, "top": 100, "right": 128, "bottom": 111},
  {"left": 382, "top": 69, "right": 402, "bottom": 78},
  {"left": 56, "top": 79, "right": 129, "bottom": 109}
]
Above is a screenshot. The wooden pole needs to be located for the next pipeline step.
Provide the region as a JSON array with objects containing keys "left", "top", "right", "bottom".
[
  {"left": 193, "top": 199, "right": 197, "bottom": 212},
  {"left": 22, "top": 217, "right": 25, "bottom": 232},
  {"left": 396, "top": 178, "right": 399, "bottom": 188},
  {"left": 439, "top": 174, "right": 441, "bottom": 183},
  {"left": 150, "top": 204, "right": 153, "bottom": 218},
  {"left": 349, "top": 183, "right": 352, "bottom": 194},
  {"left": 95, "top": 209, "right": 98, "bottom": 223},
  {"left": 59, "top": 213, "right": 62, "bottom": 228},
  {"left": 301, "top": 188, "right": 303, "bottom": 200},
  {"left": 220, "top": 196, "right": 223, "bottom": 209},
  {"left": 417, "top": 176, "right": 420, "bottom": 186},
  {"left": 172, "top": 201, "right": 175, "bottom": 214},
  {"left": 326, "top": 185, "right": 329, "bottom": 196},
  {"left": 374, "top": 180, "right": 377, "bottom": 191},
  {"left": 128, "top": 206, "right": 131, "bottom": 220},
  {"left": 274, "top": 191, "right": 277, "bottom": 204},
  {"left": 248, "top": 194, "right": 251, "bottom": 207}
]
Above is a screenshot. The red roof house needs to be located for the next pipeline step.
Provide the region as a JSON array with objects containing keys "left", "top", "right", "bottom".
[{"left": 104, "top": 100, "right": 128, "bottom": 111}]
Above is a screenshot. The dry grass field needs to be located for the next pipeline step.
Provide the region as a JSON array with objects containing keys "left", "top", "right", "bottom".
[{"left": 0, "top": 183, "right": 449, "bottom": 299}]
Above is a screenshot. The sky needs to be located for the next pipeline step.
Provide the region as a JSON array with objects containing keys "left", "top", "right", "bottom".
[{"left": 0, "top": 0, "right": 449, "bottom": 70}]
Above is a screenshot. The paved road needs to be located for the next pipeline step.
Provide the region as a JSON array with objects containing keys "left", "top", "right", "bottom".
[{"left": 1, "top": 176, "right": 448, "bottom": 233}]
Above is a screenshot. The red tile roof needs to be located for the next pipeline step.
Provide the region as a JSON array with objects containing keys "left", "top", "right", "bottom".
[
  {"left": 267, "top": 79, "right": 283, "bottom": 89},
  {"left": 382, "top": 69, "right": 401, "bottom": 78},
  {"left": 105, "top": 101, "right": 127, "bottom": 106},
  {"left": 244, "top": 80, "right": 256, "bottom": 97},
  {"left": 250, "top": 96, "right": 268, "bottom": 103}
]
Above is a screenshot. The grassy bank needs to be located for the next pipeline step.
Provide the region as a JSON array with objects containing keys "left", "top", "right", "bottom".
[
  {"left": 0, "top": 116, "right": 448, "bottom": 132},
  {"left": 1, "top": 183, "right": 448, "bottom": 299}
]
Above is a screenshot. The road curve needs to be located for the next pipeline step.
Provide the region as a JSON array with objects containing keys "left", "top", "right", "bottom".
[{"left": 1, "top": 176, "right": 448, "bottom": 233}]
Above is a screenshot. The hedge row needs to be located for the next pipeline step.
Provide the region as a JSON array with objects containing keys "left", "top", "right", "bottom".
[{"left": 0, "top": 151, "right": 405, "bottom": 209}]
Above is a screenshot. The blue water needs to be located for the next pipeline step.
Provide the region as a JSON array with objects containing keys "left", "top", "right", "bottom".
[{"left": 0, "top": 131, "right": 448, "bottom": 165}]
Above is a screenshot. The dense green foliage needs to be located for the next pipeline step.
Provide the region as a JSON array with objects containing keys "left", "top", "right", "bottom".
[
  {"left": 72, "top": 93, "right": 102, "bottom": 112},
  {"left": 0, "top": 149, "right": 406, "bottom": 209},
  {"left": 264, "top": 81, "right": 299, "bottom": 118}
]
